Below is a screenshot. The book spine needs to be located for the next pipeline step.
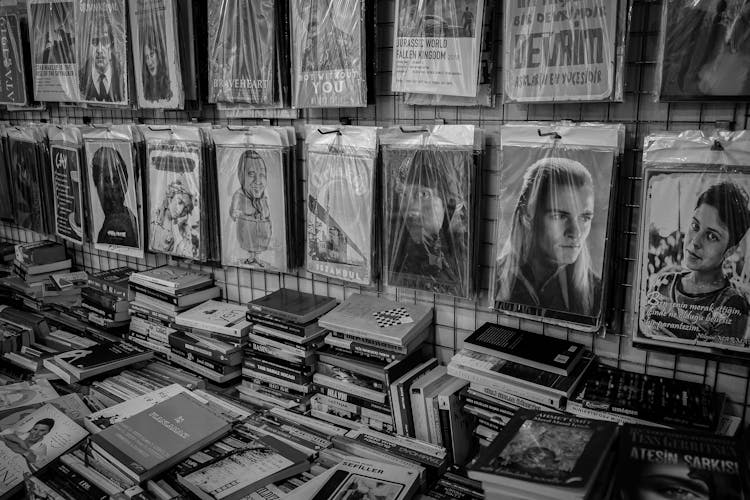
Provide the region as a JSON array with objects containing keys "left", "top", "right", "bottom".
[
  {"left": 129, "top": 303, "right": 174, "bottom": 323},
  {"left": 470, "top": 383, "right": 562, "bottom": 412},
  {"left": 247, "top": 305, "right": 309, "bottom": 325},
  {"left": 320, "top": 386, "right": 391, "bottom": 415},
  {"left": 438, "top": 408, "right": 453, "bottom": 464},
  {"left": 425, "top": 392, "right": 441, "bottom": 445},
  {"left": 329, "top": 331, "right": 408, "bottom": 354},
  {"left": 330, "top": 344, "right": 399, "bottom": 364},
  {"left": 244, "top": 357, "right": 312, "bottom": 385},
  {"left": 411, "top": 386, "right": 429, "bottom": 442},
  {"left": 312, "top": 373, "right": 387, "bottom": 404},
  {"left": 169, "top": 353, "right": 240, "bottom": 383},
  {"left": 243, "top": 369, "right": 312, "bottom": 394},
  {"left": 177, "top": 316, "right": 243, "bottom": 338},
  {"left": 170, "top": 346, "right": 235, "bottom": 374},
  {"left": 130, "top": 320, "right": 172, "bottom": 345},
  {"left": 130, "top": 283, "right": 179, "bottom": 305},
  {"left": 248, "top": 333, "right": 309, "bottom": 359},
  {"left": 169, "top": 335, "right": 238, "bottom": 365},
  {"left": 82, "top": 302, "right": 127, "bottom": 321},
  {"left": 565, "top": 400, "right": 672, "bottom": 428},
  {"left": 88, "top": 278, "right": 129, "bottom": 300},
  {"left": 81, "top": 289, "right": 125, "bottom": 312},
  {"left": 247, "top": 313, "right": 309, "bottom": 336},
  {"left": 126, "top": 333, "right": 170, "bottom": 356}
]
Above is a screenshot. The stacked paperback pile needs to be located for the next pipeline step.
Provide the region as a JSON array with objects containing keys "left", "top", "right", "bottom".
[
  {"left": 242, "top": 288, "right": 337, "bottom": 410},
  {"left": 314, "top": 293, "right": 434, "bottom": 434},
  {"left": 81, "top": 266, "right": 134, "bottom": 332}
]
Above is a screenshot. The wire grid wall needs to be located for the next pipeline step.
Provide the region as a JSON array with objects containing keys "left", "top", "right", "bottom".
[{"left": 2, "top": 0, "right": 750, "bottom": 424}]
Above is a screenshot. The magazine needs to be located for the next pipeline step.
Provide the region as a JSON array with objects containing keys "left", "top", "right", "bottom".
[
  {"left": 49, "top": 126, "right": 84, "bottom": 245},
  {"left": 6, "top": 131, "right": 44, "bottom": 233},
  {"left": 0, "top": 2, "right": 31, "bottom": 105}
]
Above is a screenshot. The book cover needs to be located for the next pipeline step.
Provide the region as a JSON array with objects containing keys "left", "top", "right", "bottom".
[
  {"left": 91, "top": 392, "right": 230, "bottom": 481},
  {"left": 208, "top": 0, "right": 276, "bottom": 105},
  {"left": 614, "top": 425, "right": 744, "bottom": 500},
  {"left": 130, "top": 0, "right": 183, "bottom": 108},
  {"left": 0, "top": 379, "right": 59, "bottom": 415},
  {"left": 303, "top": 457, "right": 419, "bottom": 500},
  {"left": 83, "top": 135, "right": 143, "bottom": 258},
  {"left": 49, "top": 130, "right": 84, "bottom": 245},
  {"left": 305, "top": 126, "right": 377, "bottom": 286},
  {"left": 291, "top": 0, "right": 367, "bottom": 108},
  {"left": 176, "top": 300, "right": 251, "bottom": 336},
  {"left": 76, "top": 0, "right": 128, "bottom": 105},
  {"left": 318, "top": 293, "right": 433, "bottom": 347},
  {"left": 0, "top": 403, "right": 88, "bottom": 497},
  {"left": 464, "top": 322, "right": 584, "bottom": 376},
  {"left": 468, "top": 410, "right": 617, "bottom": 488},
  {"left": 27, "top": 0, "right": 78, "bottom": 102},
  {"left": 145, "top": 129, "right": 203, "bottom": 259},
  {"left": 391, "top": 0, "right": 485, "bottom": 97},
  {"left": 130, "top": 265, "right": 212, "bottom": 290},
  {"left": 504, "top": 0, "right": 619, "bottom": 103},
  {"left": 0, "top": 6, "right": 30, "bottom": 105},
  {"left": 248, "top": 288, "right": 338, "bottom": 324},
  {"left": 53, "top": 342, "right": 152, "bottom": 372}
]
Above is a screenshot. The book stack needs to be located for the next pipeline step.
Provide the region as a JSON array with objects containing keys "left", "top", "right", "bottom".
[
  {"left": 242, "top": 288, "right": 338, "bottom": 410},
  {"left": 0, "top": 310, "right": 35, "bottom": 355},
  {"left": 468, "top": 410, "right": 619, "bottom": 500},
  {"left": 171, "top": 299, "right": 251, "bottom": 384},
  {"left": 314, "top": 293, "right": 435, "bottom": 435},
  {"left": 126, "top": 265, "right": 218, "bottom": 367},
  {"left": 82, "top": 267, "right": 135, "bottom": 333}
]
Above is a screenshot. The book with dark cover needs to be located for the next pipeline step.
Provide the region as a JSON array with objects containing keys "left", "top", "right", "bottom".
[
  {"left": 14, "top": 241, "right": 67, "bottom": 266},
  {"left": 0, "top": 4, "right": 31, "bottom": 106},
  {"left": 468, "top": 411, "right": 618, "bottom": 494},
  {"left": 464, "top": 322, "right": 584, "bottom": 376},
  {"left": 47, "top": 342, "right": 153, "bottom": 382},
  {"left": 91, "top": 392, "right": 231, "bottom": 482},
  {"left": 28, "top": 460, "right": 109, "bottom": 499},
  {"left": 248, "top": 288, "right": 337, "bottom": 325},
  {"left": 87, "top": 266, "right": 135, "bottom": 299},
  {"left": 614, "top": 425, "right": 745, "bottom": 500}
]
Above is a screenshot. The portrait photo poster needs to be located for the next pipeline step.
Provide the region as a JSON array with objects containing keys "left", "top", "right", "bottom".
[
  {"left": 491, "top": 123, "right": 621, "bottom": 331},
  {"left": 392, "top": 0, "right": 485, "bottom": 97},
  {"left": 48, "top": 126, "right": 84, "bottom": 245},
  {"left": 27, "top": 0, "right": 79, "bottom": 102},
  {"left": 291, "top": 0, "right": 366, "bottom": 108},
  {"left": 130, "top": 0, "right": 183, "bottom": 108},
  {"left": 207, "top": 0, "right": 276, "bottom": 105},
  {"left": 145, "top": 127, "right": 203, "bottom": 260},
  {"left": 0, "top": 2, "right": 31, "bottom": 106},
  {"left": 305, "top": 126, "right": 377, "bottom": 286},
  {"left": 77, "top": 0, "right": 128, "bottom": 106},
  {"left": 83, "top": 129, "right": 143, "bottom": 259},
  {"left": 215, "top": 128, "right": 289, "bottom": 272}
]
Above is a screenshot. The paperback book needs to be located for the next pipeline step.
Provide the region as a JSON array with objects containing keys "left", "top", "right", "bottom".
[
  {"left": 48, "top": 125, "right": 84, "bottom": 245},
  {"left": 0, "top": 379, "right": 59, "bottom": 416},
  {"left": 176, "top": 300, "right": 251, "bottom": 337},
  {"left": 248, "top": 287, "right": 338, "bottom": 325}
]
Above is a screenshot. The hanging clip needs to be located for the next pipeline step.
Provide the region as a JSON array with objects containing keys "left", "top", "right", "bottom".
[
  {"left": 399, "top": 126, "right": 429, "bottom": 133},
  {"left": 711, "top": 140, "right": 724, "bottom": 151},
  {"left": 318, "top": 128, "right": 342, "bottom": 136},
  {"left": 538, "top": 129, "right": 562, "bottom": 139}
]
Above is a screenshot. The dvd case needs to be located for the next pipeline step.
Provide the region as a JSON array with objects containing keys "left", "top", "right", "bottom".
[
  {"left": 657, "top": 0, "right": 750, "bottom": 101},
  {"left": 27, "top": 0, "right": 79, "bottom": 102},
  {"left": 305, "top": 126, "right": 377, "bottom": 285},
  {"left": 392, "top": 0, "right": 485, "bottom": 98},
  {"left": 491, "top": 123, "right": 623, "bottom": 332},
  {"left": 48, "top": 125, "right": 84, "bottom": 245},
  {"left": 76, "top": 0, "right": 128, "bottom": 105},
  {"left": 130, "top": 0, "right": 183, "bottom": 108},
  {"left": 143, "top": 125, "right": 204, "bottom": 260},
  {"left": 291, "top": 0, "right": 367, "bottom": 108},
  {"left": 503, "top": 0, "right": 626, "bottom": 103},
  {"left": 0, "top": 1, "right": 32, "bottom": 106},
  {"left": 208, "top": 0, "right": 276, "bottom": 105},
  {"left": 214, "top": 127, "right": 290, "bottom": 271},
  {"left": 82, "top": 126, "right": 143, "bottom": 258},
  {"left": 635, "top": 131, "right": 750, "bottom": 359},
  {"left": 381, "top": 125, "right": 480, "bottom": 298}
]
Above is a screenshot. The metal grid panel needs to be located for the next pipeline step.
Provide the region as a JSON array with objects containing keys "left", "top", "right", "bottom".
[{"left": 2, "top": 0, "right": 750, "bottom": 424}]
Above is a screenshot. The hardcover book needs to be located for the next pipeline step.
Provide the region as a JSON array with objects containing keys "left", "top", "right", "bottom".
[
  {"left": 176, "top": 300, "right": 251, "bottom": 337},
  {"left": 14, "top": 240, "right": 67, "bottom": 266},
  {"left": 464, "top": 322, "right": 584, "bottom": 376},
  {"left": 0, "top": 3, "right": 31, "bottom": 106},
  {"left": 248, "top": 288, "right": 338, "bottom": 325},
  {"left": 91, "top": 392, "right": 231, "bottom": 482},
  {"left": 46, "top": 342, "right": 153, "bottom": 383},
  {"left": 0, "top": 404, "right": 88, "bottom": 497},
  {"left": 48, "top": 126, "right": 85, "bottom": 245}
]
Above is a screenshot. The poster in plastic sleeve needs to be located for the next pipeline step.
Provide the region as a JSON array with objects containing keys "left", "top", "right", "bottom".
[
  {"left": 382, "top": 126, "right": 476, "bottom": 298},
  {"left": 76, "top": 0, "right": 128, "bottom": 105},
  {"left": 7, "top": 134, "right": 43, "bottom": 232},
  {"left": 491, "top": 124, "right": 620, "bottom": 331},
  {"left": 49, "top": 128, "right": 84, "bottom": 245},
  {"left": 208, "top": 0, "right": 276, "bottom": 105},
  {"left": 216, "top": 132, "right": 288, "bottom": 271},
  {"left": 291, "top": 0, "right": 366, "bottom": 108},
  {"left": 146, "top": 133, "right": 202, "bottom": 260},
  {"left": 305, "top": 127, "right": 376, "bottom": 285},
  {"left": 130, "top": 0, "right": 183, "bottom": 108},
  {"left": 0, "top": 138, "right": 12, "bottom": 221},
  {"left": 83, "top": 134, "right": 143, "bottom": 258},
  {"left": 392, "top": 0, "right": 485, "bottom": 97},
  {"left": 635, "top": 132, "right": 750, "bottom": 358},
  {"left": 27, "top": 0, "right": 78, "bottom": 102},
  {"left": 503, "top": 0, "right": 618, "bottom": 102},
  {"left": 0, "top": 4, "right": 30, "bottom": 106},
  {"left": 658, "top": 0, "right": 750, "bottom": 100}
]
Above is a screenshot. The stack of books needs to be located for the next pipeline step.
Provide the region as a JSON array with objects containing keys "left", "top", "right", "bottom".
[
  {"left": 171, "top": 299, "right": 251, "bottom": 383},
  {"left": 242, "top": 288, "right": 337, "bottom": 410},
  {"left": 82, "top": 267, "right": 134, "bottom": 332},
  {"left": 314, "top": 293, "right": 435, "bottom": 435}
]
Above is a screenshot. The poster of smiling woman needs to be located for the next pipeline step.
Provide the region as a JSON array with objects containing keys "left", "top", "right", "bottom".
[{"left": 491, "top": 123, "right": 621, "bottom": 332}]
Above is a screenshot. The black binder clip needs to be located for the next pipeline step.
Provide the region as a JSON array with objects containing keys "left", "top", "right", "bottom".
[
  {"left": 399, "top": 126, "right": 429, "bottom": 133},
  {"left": 538, "top": 129, "right": 562, "bottom": 140},
  {"left": 317, "top": 128, "right": 341, "bottom": 136},
  {"left": 711, "top": 140, "right": 724, "bottom": 151}
]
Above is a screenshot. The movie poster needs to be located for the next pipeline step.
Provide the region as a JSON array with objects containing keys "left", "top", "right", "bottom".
[
  {"left": 392, "top": 0, "right": 485, "bottom": 97},
  {"left": 77, "top": 0, "right": 128, "bottom": 105},
  {"left": 49, "top": 128, "right": 84, "bottom": 245},
  {"left": 27, "top": 0, "right": 78, "bottom": 102},
  {"left": 146, "top": 130, "right": 202, "bottom": 260},
  {"left": 659, "top": 0, "right": 750, "bottom": 100},
  {"left": 382, "top": 126, "right": 476, "bottom": 298},
  {"left": 305, "top": 127, "right": 376, "bottom": 285},
  {"left": 291, "top": 0, "right": 366, "bottom": 108},
  {"left": 491, "top": 125, "right": 618, "bottom": 330},
  {"left": 83, "top": 133, "right": 143, "bottom": 258},
  {"left": 7, "top": 134, "right": 43, "bottom": 232},
  {"left": 208, "top": 0, "right": 276, "bottom": 105},
  {"left": 0, "top": 5, "right": 30, "bottom": 105},
  {"left": 130, "top": 0, "right": 183, "bottom": 108},
  {"left": 503, "top": 0, "right": 617, "bottom": 102},
  {"left": 216, "top": 130, "right": 288, "bottom": 271}
]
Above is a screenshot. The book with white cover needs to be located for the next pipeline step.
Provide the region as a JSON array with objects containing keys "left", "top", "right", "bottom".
[{"left": 175, "top": 300, "right": 252, "bottom": 337}]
